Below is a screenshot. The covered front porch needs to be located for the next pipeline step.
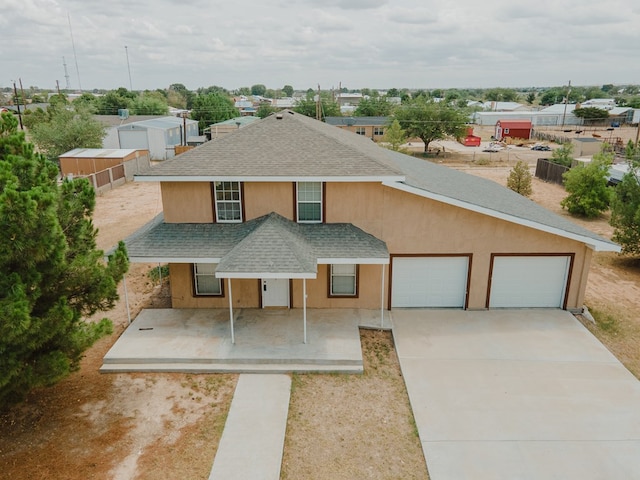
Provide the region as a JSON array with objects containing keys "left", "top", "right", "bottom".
[{"left": 101, "top": 308, "right": 391, "bottom": 374}]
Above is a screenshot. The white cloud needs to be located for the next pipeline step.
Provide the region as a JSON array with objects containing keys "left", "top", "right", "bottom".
[{"left": 2, "top": 0, "right": 639, "bottom": 91}]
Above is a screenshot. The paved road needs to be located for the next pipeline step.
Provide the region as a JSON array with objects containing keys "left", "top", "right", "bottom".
[{"left": 392, "top": 309, "right": 640, "bottom": 480}]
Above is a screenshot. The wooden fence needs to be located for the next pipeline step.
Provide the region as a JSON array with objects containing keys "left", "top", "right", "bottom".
[
  {"left": 77, "top": 164, "right": 126, "bottom": 193},
  {"left": 535, "top": 159, "right": 569, "bottom": 185}
]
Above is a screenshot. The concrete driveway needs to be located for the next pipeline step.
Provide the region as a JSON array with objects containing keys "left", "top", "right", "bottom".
[{"left": 392, "top": 309, "right": 640, "bottom": 480}]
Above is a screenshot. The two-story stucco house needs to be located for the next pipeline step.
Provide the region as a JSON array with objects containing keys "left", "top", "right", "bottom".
[{"left": 124, "top": 110, "right": 618, "bottom": 332}]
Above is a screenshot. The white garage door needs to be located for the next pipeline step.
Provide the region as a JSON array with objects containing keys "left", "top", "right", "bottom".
[
  {"left": 489, "top": 255, "right": 571, "bottom": 308},
  {"left": 118, "top": 130, "right": 149, "bottom": 150},
  {"left": 392, "top": 256, "right": 469, "bottom": 308}
]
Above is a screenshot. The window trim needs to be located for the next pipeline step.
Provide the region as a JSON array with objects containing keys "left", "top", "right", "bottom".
[
  {"left": 212, "top": 181, "right": 244, "bottom": 223},
  {"left": 192, "top": 263, "right": 224, "bottom": 297},
  {"left": 295, "top": 181, "right": 324, "bottom": 224},
  {"left": 328, "top": 264, "right": 359, "bottom": 298}
]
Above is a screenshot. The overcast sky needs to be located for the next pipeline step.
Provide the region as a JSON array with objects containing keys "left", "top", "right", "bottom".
[{"left": 3, "top": 0, "right": 639, "bottom": 92}]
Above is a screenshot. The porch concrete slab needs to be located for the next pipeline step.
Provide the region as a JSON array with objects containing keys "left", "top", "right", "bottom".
[
  {"left": 208, "top": 374, "right": 291, "bottom": 480},
  {"left": 102, "top": 308, "right": 386, "bottom": 372},
  {"left": 392, "top": 309, "right": 640, "bottom": 480}
]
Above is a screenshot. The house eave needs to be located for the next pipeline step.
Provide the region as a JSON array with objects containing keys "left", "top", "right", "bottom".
[
  {"left": 216, "top": 272, "right": 317, "bottom": 279},
  {"left": 383, "top": 181, "right": 621, "bottom": 253},
  {"left": 135, "top": 175, "right": 406, "bottom": 183},
  {"left": 128, "top": 256, "right": 223, "bottom": 263},
  {"left": 316, "top": 257, "right": 389, "bottom": 264}
]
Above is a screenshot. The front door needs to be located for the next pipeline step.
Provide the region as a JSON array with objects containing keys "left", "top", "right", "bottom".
[{"left": 261, "top": 279, "right": 290, "bottom": 308}]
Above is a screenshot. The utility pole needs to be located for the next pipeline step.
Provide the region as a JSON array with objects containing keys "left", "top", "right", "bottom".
[
  {"left": 63, "top": 56, "right": 71, "bottom": 90},
  {"left": 561, "top": 80, "right": 572, "bottom": 129},
  {"left": 19, "top": 79, "right": 27, "bottom": 110},
  {"left": 12, "top": 81, "right": 23, "bottom": 130},
  {"left": 316, "top": 84, "right": 321, "bottom": 121},
  {"left": 181, "top": 111, "right": 188, "bottom": 146},
  {"left": 56, "top": 80, "right": 61, "bottom": 96}
]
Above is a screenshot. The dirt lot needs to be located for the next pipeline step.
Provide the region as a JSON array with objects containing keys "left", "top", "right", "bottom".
[{"left": 1, "top": 142, "right": 639, "bottom": 479}]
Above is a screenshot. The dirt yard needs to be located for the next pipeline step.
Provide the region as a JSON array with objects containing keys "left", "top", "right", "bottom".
[{"left": 1, "top": 141, "right": 639, "bottom": 479}]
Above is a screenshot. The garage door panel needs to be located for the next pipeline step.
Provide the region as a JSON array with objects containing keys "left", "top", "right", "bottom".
[
  {"left": 392, "top": 256, "right": 468, "bottom": 308},
  {"left": 490, "top": 256, "right": 570, "bottom": 308}
]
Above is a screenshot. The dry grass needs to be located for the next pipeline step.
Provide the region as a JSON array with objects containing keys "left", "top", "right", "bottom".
[
  {"left": 2, "top": 153, "right": 640, "bottom": 479},
  {"left": 281, "top": 329, "right": 429, "bottom": 480}
]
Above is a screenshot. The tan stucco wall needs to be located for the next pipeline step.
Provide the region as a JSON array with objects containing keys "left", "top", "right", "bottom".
[
  {"left": 379, "top": 186, "right": 590, "bottom": 309},
  {"left": 337, "top": 125, "right": 385, "bottom": 142},
  {"left": 291, "top": 264, "right": 388, "bottom": 309},
  {"left": 169, "top": 264, "right": 260, "bottom": 308},
  {"left": 170, "top": 263, "right": 388, "bottom": 309},
  {"left": 161, "top": 182, "right": 213, "bottom": 223},
  {"left": 244, "top": 182, "right": 294, "bottom": 220},
  {"left": 160, "top": 180, "right": 594, "bottom": 311}
]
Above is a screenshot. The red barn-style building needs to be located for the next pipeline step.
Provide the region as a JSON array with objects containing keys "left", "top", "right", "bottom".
[{"left": 495, "top": 120, "right": 532, "bottom": 141}]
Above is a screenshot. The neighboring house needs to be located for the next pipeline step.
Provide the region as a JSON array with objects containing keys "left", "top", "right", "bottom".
[
  {"left": 495, "top": 120, "right": 532, "bottom": 140},
  {"left": 123, "top": 110, "right": 618, "bottom": 325},
  {"left": 206, "top": 116, "right": 261, "bottom": 140},
  {"left": 336, "top": 93, "right": 364, "bottom": 107},
  {"left": 234, "top": 100, "right": 256, "bottom": 116},
  {"left": 112, "top": 116, "right": 199, "bottom": 160},
  {"left": 272, "top": 98, "right": 297, "bottom": 109},
  {"left": 336, "top": 93, "right": 365, "bottom": 115},
  {"left": 325, "top": 116, "right": 388, "bottom": 142}
]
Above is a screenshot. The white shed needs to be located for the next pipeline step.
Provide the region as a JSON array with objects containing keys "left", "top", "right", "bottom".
[{"left": 116, "top": 116, "right": 199, "bottom": 160}]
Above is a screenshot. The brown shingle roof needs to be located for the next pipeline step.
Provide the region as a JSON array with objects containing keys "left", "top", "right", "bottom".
[
  {"left": 123, "top": 213, "right": 389, "bottom": 277},
  {"left": 136, "top": 111, "right": 404, "bottom": 180}
]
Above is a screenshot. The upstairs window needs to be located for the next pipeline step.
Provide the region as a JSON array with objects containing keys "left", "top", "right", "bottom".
[
  {"left": 297, "top": 182, "right": 323, "bottom": 223},
  {"left": 193, "top": 263, "right": 222, "bottom": 296},
  {"left": 214, "top": 181, "right": 242, "bottom": 222},
  {"left": 374, "top": 127, "right": 384, "bottom": 136},
  {"left": 355, "top": 127, "right": 366, "bottom": 136}
]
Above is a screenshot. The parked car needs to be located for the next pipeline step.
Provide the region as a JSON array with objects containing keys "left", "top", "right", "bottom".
[
  {"left": 531, "top": 145, "right": 551, "bottom": 151},
  {"left": 483, "top": 142, "right": 504, "bottom": 153}
]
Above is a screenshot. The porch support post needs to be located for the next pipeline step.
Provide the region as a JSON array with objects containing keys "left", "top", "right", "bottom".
[
  {"left": 303, "top": 278, "right": 307, "bottom": 344},
  {"left": 227, "top": 278, "right": 235, "bottom": 344},
  {"left": 123, "top": 274, "right": 132, "bottom": 325},
  {"left": 380, "top": 264, "right": 385, "bottom": 328}
]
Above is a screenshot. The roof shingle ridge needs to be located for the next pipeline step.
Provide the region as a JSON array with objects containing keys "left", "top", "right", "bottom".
[{"left": 277, "top": 111, "right": 405, "bottom": 176}]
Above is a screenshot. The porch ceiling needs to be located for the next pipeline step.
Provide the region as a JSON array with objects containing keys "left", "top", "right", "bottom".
[{"left": 122, "top": 212, "right": 389, "bottom": 277}]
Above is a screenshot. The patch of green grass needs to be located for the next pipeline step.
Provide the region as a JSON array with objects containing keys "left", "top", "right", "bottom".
[
  {"left": 588, "top": 306, "right": 620, "bottom": 335},
  {"left": 290, "top": 373, "right": 304, "bottom": 394}
]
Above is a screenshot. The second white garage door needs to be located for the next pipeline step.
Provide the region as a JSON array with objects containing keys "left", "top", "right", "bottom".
[
  {"left": 489, "top": 255, "right": 571, "bottom": 308},
  {"left": 391, "top": 256, "right": 469, "bottom": 308}
]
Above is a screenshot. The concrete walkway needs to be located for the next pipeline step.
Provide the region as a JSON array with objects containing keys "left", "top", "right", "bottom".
[
  {"left": 392, "top": 309, "right": 640, "bottom": 480},
  {"left": 209, "top": 374, "right": 291, "bottom": 480}
]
